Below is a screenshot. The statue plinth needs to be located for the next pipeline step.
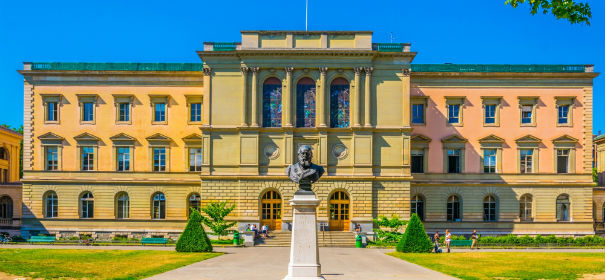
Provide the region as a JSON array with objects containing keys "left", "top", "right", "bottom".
[{"left": 283, "top": 190, "right": 324, "bottom": 280}]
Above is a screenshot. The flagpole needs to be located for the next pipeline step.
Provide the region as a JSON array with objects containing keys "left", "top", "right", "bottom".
[{"left": 305, "top": 0, "right": 308, "bottom": 31}]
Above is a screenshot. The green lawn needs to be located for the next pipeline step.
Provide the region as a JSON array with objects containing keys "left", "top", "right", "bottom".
[
  {"left": 389, "top": 252, "right": 605, "bottom": 280},
  {"left": 0, "top": 248, "right": 222, "bottom": 279}
]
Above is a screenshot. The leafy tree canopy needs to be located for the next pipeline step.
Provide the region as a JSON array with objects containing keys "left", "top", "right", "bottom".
[
  {"left": 506, "top": 0, "right": 591, "bottom": 25},
  {"left": 200, "top": 201, "right": 237, "bottom": 239}
]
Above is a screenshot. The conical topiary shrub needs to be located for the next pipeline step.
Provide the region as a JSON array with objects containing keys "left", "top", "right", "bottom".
[
  {"left": 396, "top": 213, "right": 433, "bottom": 253},
  {"left": 176, "top": 209, "right": 213, "bottom": 252}
]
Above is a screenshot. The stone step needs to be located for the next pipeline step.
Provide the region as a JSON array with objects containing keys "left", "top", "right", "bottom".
[{"left": 255, "top": 231, "right": 357, "bottom": 247}]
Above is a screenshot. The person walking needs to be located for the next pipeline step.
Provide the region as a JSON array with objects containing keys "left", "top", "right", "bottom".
[
  {"left": 445, "top": 229, "right": 452, "bottom": 253},
  {"left": 471, "top": 229, "right": 479, "bottom": 250},
  {"left": 433, "top": 232, "right": 441, "bottom": 253}
]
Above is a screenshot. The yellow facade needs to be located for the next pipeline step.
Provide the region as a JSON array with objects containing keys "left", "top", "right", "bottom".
[
  {"left": 18, "top": 31, "right": 600, "bottom": 239},
  {"left": 0, "top": 126, "right": 23, "bottom": 234}
]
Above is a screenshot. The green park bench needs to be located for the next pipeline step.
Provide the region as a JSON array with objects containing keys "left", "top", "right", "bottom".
[
  {"left": 141, "top": 237, "right": 169, "bottom": 246},
  {"left": 27, "top": 236, "right": 56, "bottom": 244},
  {"left": 450, "top": 240, "right": 473, "bottom": 246}
]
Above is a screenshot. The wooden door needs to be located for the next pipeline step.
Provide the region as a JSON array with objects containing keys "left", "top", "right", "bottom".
[
  {"left": 329, "top": 191, "right": 350, "bottom": 231},
  {"left": 260, "top": 190, "right": 282, "bottom": 230}
]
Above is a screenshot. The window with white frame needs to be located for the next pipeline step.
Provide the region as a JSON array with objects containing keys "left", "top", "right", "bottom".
[
  {"left": 189, "top": 147, "right": 202, "bottom": 172},
  {"left": 81, "top": 146, "right": 95, "bottom": 171}
]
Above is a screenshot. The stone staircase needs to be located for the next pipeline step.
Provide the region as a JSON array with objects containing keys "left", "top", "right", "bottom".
[{"left": 255, "top": 231, "right": 356, "bottom": 247}]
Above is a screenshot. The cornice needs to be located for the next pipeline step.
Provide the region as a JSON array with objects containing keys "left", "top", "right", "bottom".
[{"left": 411, "top": 71, "right": 599, "bottom": 79}]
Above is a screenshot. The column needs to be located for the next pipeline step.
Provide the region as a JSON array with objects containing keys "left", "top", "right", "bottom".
[
  {"left": 318, "top": 67, "right": 328, "bottom": 127},
  {"left": 402, "top": 68, "right": 411, "bottom": 127},
  {"left": 202, "top": 68, "right": 212, "bottom": 126},
  {"left": 364, "top": 67, "right": 373, "bottom": 127},
  {"left": 353, "top": 67, "right": 363, "bottom": 127},
  {"left": 250, "top": 67, "right": 259, "bottom": 127},
  {"left": 240, "top": 67, "right": 249, "bottom": 126},
  {"left": 284, "top": 67, "right": 294, "bottom": 127}
]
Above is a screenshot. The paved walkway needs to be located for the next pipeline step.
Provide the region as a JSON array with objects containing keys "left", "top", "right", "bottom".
[{"left": 146, "top": 247, "right": 458, "bottom": 280}]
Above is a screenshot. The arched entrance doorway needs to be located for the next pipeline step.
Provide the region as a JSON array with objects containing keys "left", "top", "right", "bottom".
[
  {"left": 260, "top": 190, "right": 282, "bottom": 230},
  {"left": 329, "top": 191, "right": 350, "bottom": 231}
]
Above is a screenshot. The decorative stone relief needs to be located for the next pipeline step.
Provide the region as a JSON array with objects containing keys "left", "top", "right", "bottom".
[
  {"left": 263, "top": 143, "right": 280, "bottom": 160},
  {"left": 332, "top": 144, "right": 348, "bottom": 159}
]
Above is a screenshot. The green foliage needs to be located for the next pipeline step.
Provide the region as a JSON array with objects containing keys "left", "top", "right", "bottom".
[
  {"left": 476, "top": 234, "right": 605, "bottom": 246},
  {"left": 592, "top": 167, "right": 598, "bottom": 185},
  {"left": 396, "top": 213, "right": 432, "bottom": 253},
  {"left": 505, "top": 0, "right": 591, "bottom": 25},
  {"left": 200, "top": 201, "right": 237, "bottom": 239},
  {"left": 373, "top": 215, "right": 408, "bottom": 244},
  {"left": 176, "top": 209, "right": 212, "bottom": 252}
]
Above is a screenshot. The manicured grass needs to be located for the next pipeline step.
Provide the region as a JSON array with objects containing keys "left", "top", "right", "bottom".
[
  {"left": 0, "top": 248, "right": 222, "bottom": 279},
  {"left": 389, "top": 252, "right": 605, "bottom": 280}
]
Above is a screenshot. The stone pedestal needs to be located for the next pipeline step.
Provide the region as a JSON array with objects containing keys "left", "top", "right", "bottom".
[{"left": 283, "top": 192, "right": 325, "bottom": 280}]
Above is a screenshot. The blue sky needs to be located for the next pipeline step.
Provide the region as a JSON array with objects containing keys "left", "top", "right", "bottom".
[{"left": 1, "top": 0, "right": 603, "bottom": 133}]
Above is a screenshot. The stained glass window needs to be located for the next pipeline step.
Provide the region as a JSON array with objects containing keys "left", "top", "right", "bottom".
[
  {"left": 296, "top": 77, "right": 316, "bottom": 127},
  {"left": 330, "top": 78, "right": 350, "bottom": 128},
  {"left": 262, "top": 77, "right": 282, "bottom": 127}
]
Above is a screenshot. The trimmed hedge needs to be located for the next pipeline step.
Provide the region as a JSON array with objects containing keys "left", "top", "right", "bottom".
[
  {"left": 439, "top": 234, "right": 605, "bottom": 246},
  {"left": 396, "top": 213, "right": 433, "bottom": 253},
  {"left": 176, "top": 209, "right": 213, "bottom": 252}
]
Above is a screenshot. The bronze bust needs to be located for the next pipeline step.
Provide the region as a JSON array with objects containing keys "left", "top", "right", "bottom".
[{"left": 286, "top": 145, "right": 325, "bottom": 194}]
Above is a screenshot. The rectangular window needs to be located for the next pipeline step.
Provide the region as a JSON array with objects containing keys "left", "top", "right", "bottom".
[
  {"left": 47, "top": 102, "right": 58, "bottom": 122},
  {"left": 82, "top": 102, "right": 94, "bottom": 122},
  {"left": 117, "top": 147, "right": 131, "bottom": 172},
  {"left": 521, "top": 105, "right": 533, "bottom": 124},
  {"left": 153, "top": 147, "right": 166, "bottom": 172},
  {"left": 118, "top": 103, "right": 130, "bottom": 122},
  {"left": 81, "top": 146, "right": 95, "bottom": 171},
  {"left": 412, "top": 104, "right": 424, "bottom": 124},
  {"left": 154, "top": 103, "right": 166, "bottom": 122},
  {"left": 189, "top": 147, "right": 202, "bottom": 172},
  {"left": 190, "top": 103, "right": 202, "bottom": 122},
  {"left": 411, "top": 149, "right": 424, "bottom": 173},
  {"left": 448, "top": 104, "right": 460, "bottom": 124},
  {"left": 557, "top": 149, "right": 569, "bottom": 174},
  {"left": 558, "top": 105, "right": 569, "bottom": 124},
  {"left": 483, "top": 149, "right": 497, "bottom": 173},
  {"left": 447, "top": 149, "right": 461, "bottom": 173},
  {"left": 484, "top": 105, "right": 496, "bottom": 124},
  {"left": 520, "top": 149, "right": 533, "bottom": 173},
  {"left": 45, "top": 147, "right": 58, "bottom": 171}
]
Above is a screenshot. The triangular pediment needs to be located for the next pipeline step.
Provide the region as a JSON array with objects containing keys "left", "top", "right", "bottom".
[
  {"left": 109, "top": 133, "right": 136, "bottom": 142},
  {"left": 146, "top": 133, "right": 172, "bottom": 142},
  {"left": 74, "top": 132, "right": 100, "bottom": 141},
  {"left": 441, "top": 134, "right": 467, "bottom": 143},
  {"left": 411, "top": 134, "right": 431, "bottom": 143},
  {"left": 38, "top": 132, "right": 64, "bottom": 141},
  {"left": 478, "top": 134, "right": 505, "bottom": 143},
  {"left": 552, "top": 134, "right": 578, "bottom": 143},
  {"left": 182, "top": 133, "right": 202, "bottom": 141},
  {"left": 515, "top": 134, "right": 542, "bottom": 144}
]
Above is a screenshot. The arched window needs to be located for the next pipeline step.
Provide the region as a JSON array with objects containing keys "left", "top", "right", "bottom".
[
  {"left": 44, "top": 191, "right": 58, "bottom": 218},
  {"left": 519, "top": 194, "right": 533, "bottom": 221},
  {"left": 483, "top": 195, "right": 497, "bottom": 222},
  {"left": 330, "top": 78, "right": 350, "bottom": 128},
  {"left": 602, "top": 202, "right": 605, "bottom": 222},
  {"left": 116, "top": 192, "right": 130, "bottom": 219},
  {"left": 262, "top": 77, "right": 282, "bottom": 127},
  {"left": 80, "top": 192, "right": 94, "bottom": 219},
  {"left": 0, "top": 196, "right": 13, "bottom": 220},
  {"left": 152, "top": 192, "right": 166, "bottom": 220},
  {"left": 447, "top": 195, "right": 461, "bottom": 222},
  {"left": 296, "top": 77, "right": 316, "bottom": 127},
  {"left": 556, "top": 194, "right": 570, "bottom": 222},
  {"left": 188, "top": 193, "right": 201, "bottom": 218},
  {"left": 411, "top": 194, "right": 424, "bottom": 221}
]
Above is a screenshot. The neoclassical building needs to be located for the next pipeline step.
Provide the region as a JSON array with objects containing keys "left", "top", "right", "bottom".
[
  {"left": 0, "top": 126, "right": 23, "bottom": 235},
  {"left": 19, "top": 30, "right": 599, "bottom": 239}
]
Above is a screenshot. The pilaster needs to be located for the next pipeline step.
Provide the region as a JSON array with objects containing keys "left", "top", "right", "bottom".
[
  {"left": 23, "top": 81, "right": 34, "bottom": 171},
  {"left": 240, "top": 66, "right": 249, "bottom": 126},
  {"left": 401, "top": 68, "right": 411, "bottom": 127},
  {"left": 202, "top": 67, "right": 212, "bottom": 127},
  {"left": 364, "top": 67, "right": 373, "bottom": 127},
  {"left": 583, "top": 87, "right": 593, "bottom": 173},
  {"left": 250, "top": 67, "right": 259, "bottom": 127},
  {"left": 353, "top": 67, "right": 362, "bottom": 127},
  {"left": 318, "top": 67, "right": 328, "bottom": 127},
  {"left": 284, "top": 67, "right": 294, "bottom": 127}
]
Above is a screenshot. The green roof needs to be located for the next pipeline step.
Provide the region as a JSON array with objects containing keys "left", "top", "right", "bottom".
[
  {"left": 29, "top": 62, "right": 203, "bottom": 71},
  {"left": 411, "top": 64, "right": 589, "bottom": 73}
]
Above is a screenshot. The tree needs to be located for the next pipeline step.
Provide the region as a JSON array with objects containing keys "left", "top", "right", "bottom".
[
  {"left": 176, "top": 208, "right": 213, "bottom": 252},
  {"left": 200, "top": 201, "right": 237, "bottom": 240},
  {"left": 396, "top": 213, "right": 433, "bottom": 253},
  {"left": 505, "top": 0, "right": 592, "bottom": 25},
  {"left": 373, "top": 215, "right": 408, "bottom": 244}
]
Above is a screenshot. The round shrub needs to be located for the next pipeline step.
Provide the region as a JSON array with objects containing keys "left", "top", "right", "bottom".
[
  {"left": 396, "top": 213, "right": 433, "bottom": 253},
  {"left": 176, "top": 209, "right": 213, "bottom": 252}
]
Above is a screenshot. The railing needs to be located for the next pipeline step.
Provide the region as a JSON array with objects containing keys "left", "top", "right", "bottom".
[
  {"left": 212, "top": 42, "right": 238, "bottom": 51},
  {"left": 0, "top": 218, "right": 12, "bottom": 225},
  {"left": 30, "top": 63, "right": 204, "bottom": 71},
  {"left": 372, "top": 43, "right": 404, "bottom": 52},
  {"left": 411, "top": 64, "right": 589, "bottom": 73}
]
